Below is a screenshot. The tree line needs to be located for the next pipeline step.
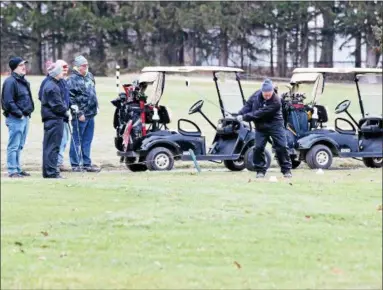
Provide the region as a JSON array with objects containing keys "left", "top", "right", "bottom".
[{"left": 1, "top": 1, "right": 382, "bottom": 76}]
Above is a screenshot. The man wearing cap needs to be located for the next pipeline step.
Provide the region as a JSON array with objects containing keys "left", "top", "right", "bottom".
[
  {"left": 67, "top": 55, "right": 100, "bottom": 172},
  {"left": 41, "top": 63, "right": 69, "bottom": 178},
  {"left": 237, "top": 79, "right": 292, "bottom": 178},
  {"left": 1, "top": 57, "right": 34, "bottom": 178}
]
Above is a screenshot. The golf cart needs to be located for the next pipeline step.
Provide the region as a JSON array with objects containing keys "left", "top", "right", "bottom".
[
  {"left": 278, "top": 70, "right": 329, "bottom": 168},
  {"left": 112, "top": 66, "right": 272, "bottom": 171},
  {"left": 289, "top": 68, "right": 382, "bottom": 169}
]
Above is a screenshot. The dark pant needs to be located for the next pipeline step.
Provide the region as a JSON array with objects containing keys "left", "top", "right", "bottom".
[
  {"left": 254, "top": 126, "right": 292, "bottom": 174},
  {"left": 43, "top": 119, "right": 64, "bottom": 178},
  {"left": 69, "top": 117, "right": 95, "bottom": 168}
]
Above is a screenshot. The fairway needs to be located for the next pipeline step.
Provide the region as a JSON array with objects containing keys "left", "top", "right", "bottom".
[
  {"left": 1, "top": 169, "right": 382, "bottom": 289},
  {"left": 1, "top": 75, "right": 382, "bottom": 289}
]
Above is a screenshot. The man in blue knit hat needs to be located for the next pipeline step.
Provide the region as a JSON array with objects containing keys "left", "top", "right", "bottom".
[{"left": 237, "top": 79, "right": 292, "bottom": 178}]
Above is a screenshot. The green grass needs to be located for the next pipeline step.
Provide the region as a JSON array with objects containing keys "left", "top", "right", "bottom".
[
  {"left": 1, "top": 170, "right": 382, "bottom": 289},
  {"left": 1, "top": 75, "right": 382, "bottom": 289}
]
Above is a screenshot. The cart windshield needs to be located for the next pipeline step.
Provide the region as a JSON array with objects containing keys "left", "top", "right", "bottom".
[
  {"left": 357, "top": 73, "right": 382, "bottom": 117},
  {"left": 215, "top": 72, "right": 245, "bottom": 116}
]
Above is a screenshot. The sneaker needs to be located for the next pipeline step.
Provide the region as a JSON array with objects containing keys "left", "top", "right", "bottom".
[
  {"left": 256, "top": 172, "right": 265, "bottom": 178},
  {"left": 19, "top": 171, "right": 31, "bottom": 177},
  {"left": 72, "top": 167, "right": 83, "bottom": 172},
  {"left": 283, "top": 171, "right": 292, "bottom": 178},
  {"left": 9, "top": 173, "right": 24, "bottom": 178},
  {"left": 83, "top": 165, "right": 101, "bottom": 173}
]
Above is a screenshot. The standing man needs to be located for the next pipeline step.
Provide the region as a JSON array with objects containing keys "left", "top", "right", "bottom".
[
  {"left": 67, "top": 55, "right": 100, "bottom": 172},
  {"left": 237, "top": 79, "right": 292, "bottom": 178},
  {"left": 55, "top": 59, "right": 71, "bottom": 172},
  {"left": 41, "top": 63, "right": 69, "bottom": 178},
  {"left": 1, "top": 57, "right": 34, "bottom": 178}
]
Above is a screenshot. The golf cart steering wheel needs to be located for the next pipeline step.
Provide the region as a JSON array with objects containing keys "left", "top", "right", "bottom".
[
  {"left": 335, "top": 100, "right": 351, "bottom": 114},
  {"left": 189, "top": 100, "right": 204, "bottom": 115}
]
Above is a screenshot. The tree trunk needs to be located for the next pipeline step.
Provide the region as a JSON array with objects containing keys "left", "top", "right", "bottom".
[
  {"left": 240, "top": 40, "right": 244, "bottom": 69},
  {"left": 219, "top": 29, "right": 228, "bottom": 66},
  {"left": 277, "top": 28, "right": 287, "bottom": 77},
  {"left": 319, "top": 9, "right": 334, "bottom": 67},
  {"left": 354, "top": 32, "right": 362, "bottom": 68},
  {"left": 300, "top": 21, "right": 309, "bottom": 67},
  {"left": 270, "top": 27, "right": 274, "bottom": 76},
  {"left": 365, "top": 31, "right": 381, "bottom": 67}
]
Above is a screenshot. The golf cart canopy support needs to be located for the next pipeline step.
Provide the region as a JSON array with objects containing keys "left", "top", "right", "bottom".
[
  {"left": 292, "top": 68, "right": 382, "bottom": 74},
  {"left": 140, "top": 66, "right": 246, "bottom": 118}
]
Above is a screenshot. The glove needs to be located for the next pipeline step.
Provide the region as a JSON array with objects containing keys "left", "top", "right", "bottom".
[
  {"left": 236, "top": 115, "right": 243, "bottom": 122},
  {"left": 70, "top": 105, "right": 79, "bottom": 113},
  {"left": 65, "top": 110, "right": 70, "bottom": 118}
]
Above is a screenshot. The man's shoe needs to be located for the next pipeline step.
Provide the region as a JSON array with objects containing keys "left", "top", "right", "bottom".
[
  {"left": 9, "top": 173, "right": 24, "bottom": 178},
  {"left": 256, "top": 172, "right": 265, "bottom": 178},
  {"left": 83, "top": 165, "right": 101, "bottom": 173},
  {"left": 72, "top": 167, "right": 83, "bottom": 172},
  {"left": 19, "top": 171, "right": 31, "bottom": 177},
  {"left": 59, "top": 165, "right": 71, "bottom": 172},
  {"left": 283, "top": 171, "right": 292, "bottom": 178}
]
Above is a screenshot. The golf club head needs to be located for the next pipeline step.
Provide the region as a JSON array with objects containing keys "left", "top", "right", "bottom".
[{"left": 185, "top": 79, "right": 190, "bottom": 87}]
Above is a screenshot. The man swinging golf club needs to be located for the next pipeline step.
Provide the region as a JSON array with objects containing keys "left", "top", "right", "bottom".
[{"left": 237, "top": 79, "right": 292, "bottom": 178}]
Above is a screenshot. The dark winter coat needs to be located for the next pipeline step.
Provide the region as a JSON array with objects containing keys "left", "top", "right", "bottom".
[
  {"left": 40, "top": 77, "right": 68, "bottom": 122},
  {"left": 238, "top": 90, "right": 284, "bottom": 131},
  {"left": 67, "top": 70, "right": 98, "bottom": 118},
  {"left": 1, "top": 72, "right": 35, "bottom": 118}
]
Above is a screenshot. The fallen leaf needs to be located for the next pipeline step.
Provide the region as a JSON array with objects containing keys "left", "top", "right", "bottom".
[
  {"left": 20, "top": 248, "right": 25, "bottom": 253},
  {"left": 233, "top": 261, "right": 241, "bottom": 269},
  {"left": 289, "top": 182, "right": 293, "bottom": 186},
  {"left": 41, "top": 231, "right": 48, "bottom": 236},
  {"left": 60, "top": 252, "right": 67, "bottom": 258},
  {"left": 377, "top": 204, "right": 382, "bottom": 211},
  {"left": 305, "top": 215, "right": 311, "bottom": 219},
  {"left": 331, "top": 267, "right": 343, "bottom": 275},
  {"left": 14, "top": 241, "right": 23, "bottom": 246},
  {"left": 247, "top": 179, "right": 252, "bottom": 183}
]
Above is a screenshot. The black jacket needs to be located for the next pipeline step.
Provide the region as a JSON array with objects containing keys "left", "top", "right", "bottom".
[
  {"left": 40, "top": 77, "right": 68, "bottom": 122},
  {"left": 239, "top": 90, "right": 284, "bottom": 130},
  {"left": 1, "top": 72, "right": 34, "bottom": 118}
]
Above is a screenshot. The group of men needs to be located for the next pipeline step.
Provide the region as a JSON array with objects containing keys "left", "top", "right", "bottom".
[
  {"left": 2, "top": 56, "right": 292, "bottom": 179},
  {"left": 1, "top": 55, "right": 100, "bottom": 178}
]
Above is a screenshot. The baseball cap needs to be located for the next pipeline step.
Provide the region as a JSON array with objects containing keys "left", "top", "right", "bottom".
[{"left": 9, "top": 57, "right": 28, "bottom": 71}]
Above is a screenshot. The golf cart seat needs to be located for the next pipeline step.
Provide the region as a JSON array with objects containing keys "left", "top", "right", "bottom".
[{"left": 359, "top": 117, "right": 383, "bottom": 137}]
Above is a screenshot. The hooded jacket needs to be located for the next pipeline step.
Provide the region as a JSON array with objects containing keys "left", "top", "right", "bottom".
[{"left": 1, "top": 72, "right": 34, "bottom": 118}]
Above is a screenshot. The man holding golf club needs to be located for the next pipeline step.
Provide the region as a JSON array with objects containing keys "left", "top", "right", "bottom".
[
  {"left": 1, "top": 57, "right": 34, "bottom": 178},
  {"left": 41, "top": 63, "right": 69, "bottom": 178},
  {"left": 237, "top": 79, "right": 292, "bottom": 178},
  {"left": 67, "top": 55, "right": 100, "bottom": 172}
]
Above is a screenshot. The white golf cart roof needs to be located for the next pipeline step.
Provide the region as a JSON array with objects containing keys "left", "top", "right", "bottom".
[
  {"left": 141, "top": 66, "right": 244, "bottom": 73},
  {"left": 292, "top": 68, "right": 382, "bottom": 74}
]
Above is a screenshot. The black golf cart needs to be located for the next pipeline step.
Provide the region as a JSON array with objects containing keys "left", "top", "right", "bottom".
[
  {"left": 112, "top": 66, "right": 272, "bottom": 171},
  {"left": 290, "top": 68, "right": 382, "bottom": 169}
]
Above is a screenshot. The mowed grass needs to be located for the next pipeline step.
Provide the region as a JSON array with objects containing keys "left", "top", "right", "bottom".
[
  {"left": 1, "top": 170, "right": 382, "bottom": 289},
  {"left": 1, "top": 74, "right": 382, "bottom": 289}
]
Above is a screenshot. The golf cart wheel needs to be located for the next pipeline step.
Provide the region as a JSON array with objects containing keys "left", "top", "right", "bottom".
[
  {"left": 244, "top": 146, "right": 272, "bottom": 171},
  {"left": 125, "top": 158, "right": 147, "bottom": 172},
  {"left": 223, "top": 159, "right": 245, "bottom": 171},
  {"left": 362, "top": 157, "right": 382, "bottom": 168},
  {"left": 305, "top": 144, "right": 333, "bottom": 169},
  {"left": 145, "top": 147, "right": 175, "bottom": 171}
]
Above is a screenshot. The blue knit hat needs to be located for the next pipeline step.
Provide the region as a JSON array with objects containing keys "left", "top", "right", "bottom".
[{"left": 261, "top": 79, "right": 273, "bottom": 93}]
